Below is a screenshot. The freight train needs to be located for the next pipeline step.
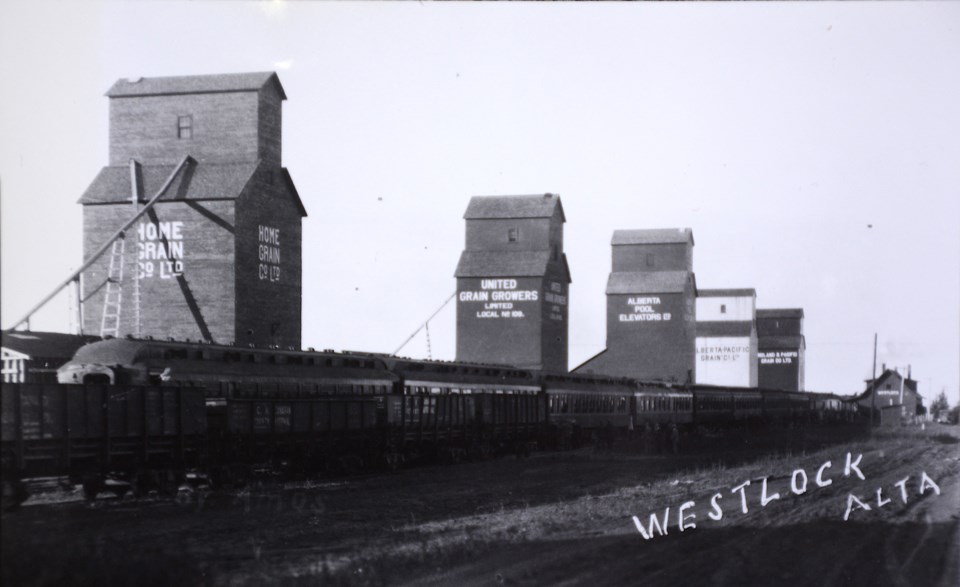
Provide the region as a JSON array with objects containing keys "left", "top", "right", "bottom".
[{"left": 1, "top": 337, "right": 859, "bottom": 504}]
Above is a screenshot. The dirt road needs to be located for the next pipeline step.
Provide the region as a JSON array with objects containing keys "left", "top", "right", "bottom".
[
  {"left": 400, "top": 428, "right": 959, "bottom": 587},
  {"left": 2, "top": 425, "right": 958, "bottom": 586}
]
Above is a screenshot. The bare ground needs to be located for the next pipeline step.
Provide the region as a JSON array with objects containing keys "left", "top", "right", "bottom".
[{"left": 3, "top": 424, "right": 958, "bottom": 587}]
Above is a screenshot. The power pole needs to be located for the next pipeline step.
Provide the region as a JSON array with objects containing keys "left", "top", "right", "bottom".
[{"left": 870, "top": 333, "right": 878, "bottom": 427}]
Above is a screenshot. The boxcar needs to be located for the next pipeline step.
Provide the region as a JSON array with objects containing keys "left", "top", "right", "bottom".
[
  {"left": 208, "top": 360, "right": 399, "bottom": 474},
  {"left": 1, "top": 383, "right": 205, "bottom": 497}
]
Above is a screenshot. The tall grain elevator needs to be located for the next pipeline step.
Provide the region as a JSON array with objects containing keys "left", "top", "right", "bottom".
[
  {"left": 695, "top": 288, "right": 758, "bottom": 387},
  {"left": 454, "top": 194, "right": 571, "bottom": 372},
  {"left": 574, "top": 229, "right": 696, "bottom": 382},
  {"left": 756, "top": 308, "right": 805, "bottom": 391},
  {"left": 79, "top": 72, "right": 306, "bottom": 348}
]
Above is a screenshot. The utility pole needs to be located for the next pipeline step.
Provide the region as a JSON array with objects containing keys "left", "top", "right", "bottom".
[{"left": 870, "top": 333, "right": 878, "bottom": 427}]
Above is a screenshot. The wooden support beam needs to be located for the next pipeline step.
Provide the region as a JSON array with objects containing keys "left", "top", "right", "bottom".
[{"left": 9, "top": 155, "right": 195, "bottom": 330}]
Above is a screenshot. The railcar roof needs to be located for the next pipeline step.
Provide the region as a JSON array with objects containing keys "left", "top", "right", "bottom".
[
  {"left": 381, "top": 357, "right": 534, "bottom": 382},
  {"left": 69, "top": 338, "right": 394, "bottom": 371},
  {"left": 542, "top": 373, "right": 636, "bottom": 390},
  {"left": 71, "top": 338, "right": 147, "bottom": 365}
]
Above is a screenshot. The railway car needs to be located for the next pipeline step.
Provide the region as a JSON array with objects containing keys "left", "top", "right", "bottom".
[
  {"left": 690, "top": 385, "right": 738, "bottom": 426},
  {"left": 842, "top": 396, "right": 861, "bottom": 422},
  {"left": 635, "top": 382, "right": 695, "bottom": 427},
  {"left": 783, "top": 389, "right": 815, "bottom": 422},
  {"left": 53, "top": 338, "right": 550, "bottom": 474},
  {"left": 689, "top": 384, "right": 812, "bottom": 429},
  {"left": 377, "top": 356, "right": 546, "bottom": 461},
  {"left": 1, "top": 382, "right": 205, "bottom": 500},
  {"left": 211, "top": 361, "right": 398, "bottom": 478},
  {"left": 744, "top": 387, "right": 812, "bottom": 425},
  {"left": 0, "top": 335, "right": 872, "bottom": 508},
  {"left": 57, "top": 338, "right": 401, "bottom": 477},
  {"left": 543, "top": 373, "right": 635, "bottom": 448},
  {"left": 811, "top": 392, "right": 859, "bottom": 424},
  {"left": 544, "top": 373, "right": 633, "bottom": 429},
  {"left": 57, "top": 337, "right": 396, "bottom": 391}
]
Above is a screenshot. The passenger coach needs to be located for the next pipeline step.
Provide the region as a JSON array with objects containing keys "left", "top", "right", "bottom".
[{"left": 378, "top": 357, "right": 545, "bottom": 460}]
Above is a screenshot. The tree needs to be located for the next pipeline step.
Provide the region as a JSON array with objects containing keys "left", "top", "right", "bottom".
[{"left": 930, "top": 390, "right": 950, "bottom": 422}]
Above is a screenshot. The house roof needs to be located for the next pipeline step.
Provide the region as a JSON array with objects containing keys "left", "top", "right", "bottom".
[
  {"left": 606, "top": 271, "right": 691, "bottom": 294},
  {"left": 698, "top": 288, "right": 756, "bottom": 298},
  {"left": 611, "top": 228, "right": 694, "bottom": 246},
  {"left": 106, "top": 72, "right": 286, "bottom": 100},
  {"left": 863, "top": 369, "right": 917, "bottom": 388},
  {"left": 463, "top": 194, "right": 564, "bottom": 221},
  {"left": 696, "top": 321, "right": 755, "bottom": 337},
  {"left": 1, "top": 331, "right": 100, "bottom": 359},
  {"left": 856, "top": 369, "right": 920, "bottom": 401},
  {"left": 455, "top": 250, "right": 565, "bottom": 279},
  {"left": 757, "top": 308, "right": 804, "bottom": 319},
  {"left": 79, "top": 161, "right": 306, "bottom": 216}
]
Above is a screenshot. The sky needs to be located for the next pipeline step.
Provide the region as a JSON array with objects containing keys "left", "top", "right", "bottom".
[{"left": 1, "top": 1, "right": 958, "bottom": 404}]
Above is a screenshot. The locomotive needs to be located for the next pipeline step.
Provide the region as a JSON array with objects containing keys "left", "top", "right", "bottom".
[{"left": 1, "top": 337, "right": 859, "bottom": 503}]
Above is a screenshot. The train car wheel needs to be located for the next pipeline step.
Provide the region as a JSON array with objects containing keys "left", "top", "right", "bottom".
[
  {"left": 1, "top": 479, "right": 30, "bottom": 511},
  {"left": 82, "top": 479, "right": 103, "bottom": 502},
  {"left": 382, "top": 453, "right": 402, "bottom": 471},
  {"left": 109, "top": 485, "right": 130, "bottom": 500},
  {"left": 132, "top": 470, "right": 154, "bottom": 497}
]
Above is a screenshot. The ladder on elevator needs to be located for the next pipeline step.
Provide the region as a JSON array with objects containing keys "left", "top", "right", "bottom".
[{"left": 100, "top": 236, "right": 126, "bottom": 337}]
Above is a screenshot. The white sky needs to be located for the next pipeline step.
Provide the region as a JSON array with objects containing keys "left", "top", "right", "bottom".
[{"left": 1, "top": 1, "right": 958, "bottom": 403}]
